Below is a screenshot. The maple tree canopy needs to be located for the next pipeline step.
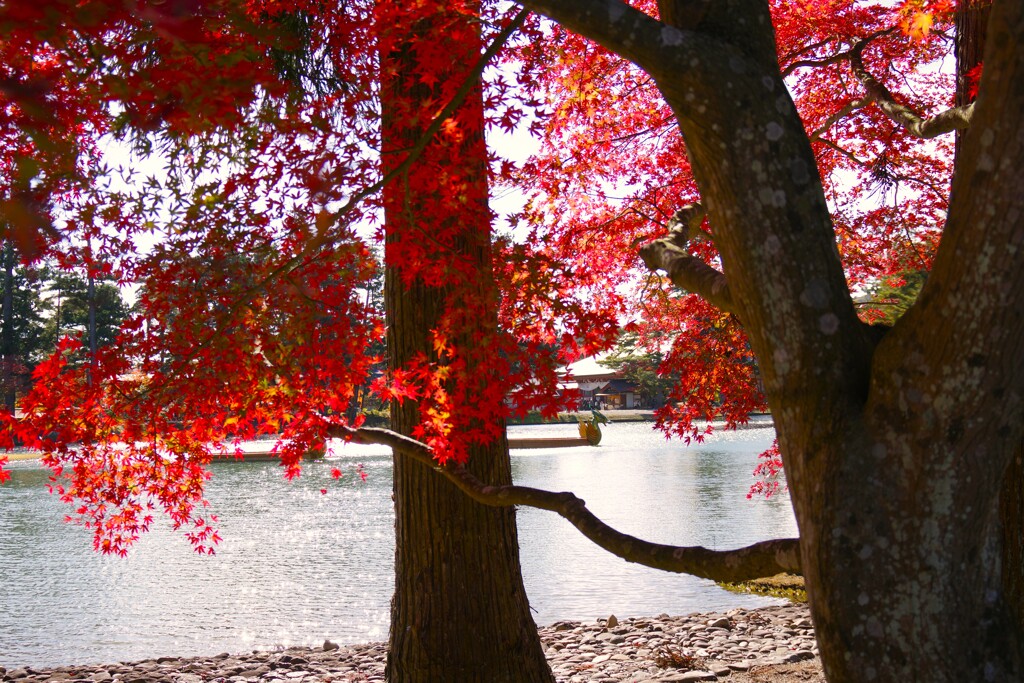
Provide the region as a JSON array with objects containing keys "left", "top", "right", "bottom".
[{"left": 0, "top": 0, "right": 971, "bottom": 556}]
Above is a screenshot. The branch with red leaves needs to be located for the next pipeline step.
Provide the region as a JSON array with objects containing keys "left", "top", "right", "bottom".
[
  {"left": 849, "top": 37, "right": 974, "bottom": 139},
  {"left": 327, "top": 423, "right": 800, "bottom": 582},
  {"left": 638, "top": 204, "right": 736, "bottom": 315}
]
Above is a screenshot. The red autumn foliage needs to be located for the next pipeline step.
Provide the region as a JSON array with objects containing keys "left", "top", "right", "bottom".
[
  {"left": 503, "top": 0, "right": 966, "bottom": 494},
  {"left": 0, "top": 0, "right": 970, "bottom": 550}
]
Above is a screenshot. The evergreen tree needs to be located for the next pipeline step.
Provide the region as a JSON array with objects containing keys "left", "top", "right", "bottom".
[
  {"left": 0, "top": 244, "right": 48, "bottom": 411},
  {"left": 44, "top": 269, "right": 129, "bottom": 360}
]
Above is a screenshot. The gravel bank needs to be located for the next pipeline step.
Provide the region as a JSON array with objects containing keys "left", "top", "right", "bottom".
[{"left": 0, "top": 603, "right": 821, "bottom": 682}]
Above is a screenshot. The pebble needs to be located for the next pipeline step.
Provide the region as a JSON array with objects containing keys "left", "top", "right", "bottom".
[{"left": 0, "top": 604, "right": 818, "bottom": 682}]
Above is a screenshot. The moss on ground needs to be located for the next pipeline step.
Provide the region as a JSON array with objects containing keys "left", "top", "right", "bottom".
[{"left": 718, "top": 573, "right": 807, "bottom": 603}]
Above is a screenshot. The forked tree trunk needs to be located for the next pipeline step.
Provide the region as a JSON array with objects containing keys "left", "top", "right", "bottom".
[
  {"left": 379, "top": 5, "right": 553, "bottom": 682},
  {"left": 643, "top": 1, "right": 1024, "bottom": 680},
  {"left": 512, "top": 0, "right": 1024, "bottom": 678}
]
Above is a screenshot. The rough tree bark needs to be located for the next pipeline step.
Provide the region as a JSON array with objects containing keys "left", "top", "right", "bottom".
[
  {"left": 379, "top": 6, "right": 553, "bottom": 682},
  {"left": 951, "top": 0, "right": 1023, "bottom": 628},
  {"left": 515, "top": 0, "right": 1024, "bottom": 680},
  {"left": 953, "top": 0, "right": 1024, "bottom": 630},
  {"left": 1003, "top": 441, "right": 1024, "bottom": 626}
]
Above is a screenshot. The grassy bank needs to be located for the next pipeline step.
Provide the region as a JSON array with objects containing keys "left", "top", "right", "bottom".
[{"left": 718, "top": 573, "right": 807, "bottom": 603}]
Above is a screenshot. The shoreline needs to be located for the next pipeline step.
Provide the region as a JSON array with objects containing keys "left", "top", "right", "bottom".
[
  {"left": 1, "top": 415, "right": 775, "bottom": 463},
  {"left": 506, "top": 410, "right": 775, "bottom": 427},
  {"left": 0, "top": 603, "right": 822, "bottom": 682}
]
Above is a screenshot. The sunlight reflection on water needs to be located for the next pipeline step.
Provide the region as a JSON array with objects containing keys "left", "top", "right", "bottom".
[{"left": 0, "top": 421, "right": 795, "bottom": 667}]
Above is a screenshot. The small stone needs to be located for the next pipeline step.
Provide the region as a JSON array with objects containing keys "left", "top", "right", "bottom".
[
  {"left": 0, "top": 604, "right": 819, "bottom": 683},
  {"left": 171, "top": 674, "right": 204, "bottom": 683},
  {"left": 236, "top": 667, "right": 269, "bottom": 678},
  {"left": 784, "top": 650, "right": 816, "bottom": 663}
]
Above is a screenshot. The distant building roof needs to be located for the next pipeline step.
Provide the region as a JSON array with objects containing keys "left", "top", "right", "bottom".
[
  {"left": 602, "top": 378, "right": 636, "bottom": 392},
  {"left": 562, "top": 354, "right": 619, "bottom": 380}
]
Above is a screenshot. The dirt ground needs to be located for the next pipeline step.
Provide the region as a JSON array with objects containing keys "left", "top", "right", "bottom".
[{"left": 729, "top": 660, "right": 827, "bottom": 682}]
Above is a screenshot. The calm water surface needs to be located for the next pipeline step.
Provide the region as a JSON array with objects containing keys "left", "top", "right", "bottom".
[{"left": 0, "top": 421, "right": 796, "bottom": 668}]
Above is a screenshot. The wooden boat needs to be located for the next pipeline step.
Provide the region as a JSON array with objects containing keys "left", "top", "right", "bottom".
[
  {"left": 507, "top": 436, "right": 591, "bottom": 449},
  {"left": 508, "top": 410, "right": 609, "bottom": 449}
]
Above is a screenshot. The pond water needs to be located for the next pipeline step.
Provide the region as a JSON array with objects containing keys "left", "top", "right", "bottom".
[{"left": 0, "top": 421, "right": 797, "bottom": 668}]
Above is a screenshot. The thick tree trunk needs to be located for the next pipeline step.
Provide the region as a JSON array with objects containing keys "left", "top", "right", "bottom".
[
  {"left": 386, "top": 332, "right": 552, "bottom": 683},
  {"left": 954, "top": 0, "right": 1024, "bottom": 630},
  {"left": 379, "top": 5, "right": 553, "bottom": 682},
  {"left": 792, "top": 418, "right": 1022, "bottom": 682}
]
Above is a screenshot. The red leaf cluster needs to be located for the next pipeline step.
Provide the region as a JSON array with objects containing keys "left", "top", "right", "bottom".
[{"left": 0, "top": 0, "right": 965, "bottom": 545}]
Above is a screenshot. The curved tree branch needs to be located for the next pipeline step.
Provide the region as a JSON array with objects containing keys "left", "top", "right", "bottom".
[
  {"left": 850, "top": 38, "right": 974, "bottom": 139},
  {"left": 782, "top": 47, "right": 856, "bottom": 78},
  {"left": 639, "top": 203, "right": 736, "bottom": 314},
  {"left": 784, "top": 27, "right": 971, "bottom": 141},
  {"left": 810, "top": 96, "right": 873, "bottom": 141},
  {"left": 327, "top": 423, "right": 801, "bottom": 582},
  {"left": 780, "top": 27, "right": 896, "bottom": 78},
  {"left": 818, "top": 137, "right": 868, "bottom": 166},
  {"left": 515, "top": 0, "right": 752, "bottom": 82}
]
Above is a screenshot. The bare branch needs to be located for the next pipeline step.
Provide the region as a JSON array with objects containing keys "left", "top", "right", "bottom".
[
  {"left": 328, "top": 423, "right": 801, "bottom": 582},
  {"left": 781, "top": 28, "right": 896, "bottom": 78},
  {"left": 810, "top": 96, "right": 873, "bottom": 141},
  {"left": 639, "top": 203, "right": 736, "bottom": 314},
  {"left": 817, "top": 138, "right": 868, "bottom": 166},
  {"left": 850, "top": 38, "right": 974, "bottom": 138},
  {"left": 780, "top": 36, "right": 842, "bottom": 73},
  {"left": 782, "top": 47, "right": 855, "bottom": 78}
]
